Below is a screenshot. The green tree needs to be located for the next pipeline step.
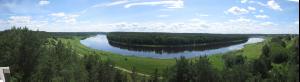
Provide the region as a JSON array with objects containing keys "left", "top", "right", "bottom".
[
  {"left": 150, "top": 68, "right": 160, "bottom": 82},
  {"left": 131, "top": 66, "right": 137, "bottom": 82}
]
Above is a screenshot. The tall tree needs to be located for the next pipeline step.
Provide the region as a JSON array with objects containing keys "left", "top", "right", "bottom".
[
  {"left": 131, "top": 66, "right": 137, "bottom": 82},
  {"left": 150, "top": 68, "right": 159, "bottom": 82}
]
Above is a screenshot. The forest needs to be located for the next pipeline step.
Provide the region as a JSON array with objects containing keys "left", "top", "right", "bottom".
[
  {"left": 0, "top": 27, "right": 299, "bottom": 82},
  {"left": 107, "top": 32, "right": 249, "bottom": 46},
  {"left": 0, "top": 27, "right": 129, "bottom": 81}
]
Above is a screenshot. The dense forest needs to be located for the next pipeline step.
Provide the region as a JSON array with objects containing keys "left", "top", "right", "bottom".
[
  {"left": 0, "top": 27, "right": 127, "bottom": 81},
  {"left": 0, "top": 27, "right": 299, "bottom": 82},
  {"left": 50, "top": 32, "right": 106, "bottom": 39},
  {"left": 107, "top": 32, "right": 249, "bottom": 46}
]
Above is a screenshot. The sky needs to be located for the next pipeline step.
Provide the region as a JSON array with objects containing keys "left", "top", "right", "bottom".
[{"left": 0, "top": 0, "right": 299, "bottom": 34}]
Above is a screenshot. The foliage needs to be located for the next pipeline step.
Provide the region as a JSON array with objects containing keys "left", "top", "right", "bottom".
[
  {"left": 163, "top": 56, "right": 219, "bottom": 82},
  {"left": 0, "top": 27, "right": 49, "bottom": 81},
  {"left": 0, "top": 27, "right": 298, "bottom": 82},
  {"left": 0, "top": 27, "right": 127, "bottom": 82},
  {"left": 107, "top": 32, "right": 248, "bottom": 46},
  {"left": 163, "top": 35, "right": 299, "bottom": 82}
]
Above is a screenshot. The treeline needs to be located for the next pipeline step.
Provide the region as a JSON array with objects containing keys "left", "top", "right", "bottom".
[
  {"left": 50, "top": 32, "right": 106, "bottom": 39},
  {"left": 108, "top": 39, "right": 247, "bottom": 54},
  {"left": 0, "top": 27, "right": 127, "bottom": 81},
  {"left": 107, "top": 32, "right": 248, "bottom": 46},
  {"left": 161, "top": 35, "right": 299, "bottom": 82}
]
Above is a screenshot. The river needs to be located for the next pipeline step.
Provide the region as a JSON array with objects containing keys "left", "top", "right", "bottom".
[{"left": 80, "top": 34, "right": 264, "bottom": 59}]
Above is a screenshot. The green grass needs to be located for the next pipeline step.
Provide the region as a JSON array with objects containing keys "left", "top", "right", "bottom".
[
  {"left": 198, "top": 41, "right": 266, "bottom": 71},
  {"left": 61, "top": 37, "right": 175, "bottom": 74},
  {"left": 207, "top": 54, "right": 225, "bottom": 70},
  {"left": 243, "top": 43, "right": 264, "bottom": 60},
  {"left": 60, "top": 36, "right": 267, "bottom": 75}
]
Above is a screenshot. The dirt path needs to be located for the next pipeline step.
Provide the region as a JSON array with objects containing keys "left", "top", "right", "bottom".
[{"left": 114, "top": 66, "right": 150, "bottom": 77}]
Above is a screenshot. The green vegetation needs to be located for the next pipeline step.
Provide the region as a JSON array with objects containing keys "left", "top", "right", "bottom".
[
  {"left": 163, "top": 36, "right": 299, "bottom": 82},
  {"left": 62, "top": 37, "right": 175, "bottom": 74},
  {"left": 64, "top": 35, "right": 262, "bottom": 74},
  {"left": 50, "top": 32, "right": 105, "bottom": 39},
  {"left": 107, "top": 32, "right": 248, "bottom": 46},
  {"left": 0, "top": 27, "right": 298, "bottom": 82},
  {"left": 0, "top": 28, "right": 127, "bottom": 81}
]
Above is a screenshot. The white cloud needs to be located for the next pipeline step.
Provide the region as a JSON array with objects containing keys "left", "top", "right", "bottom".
[
  {"left": 6, "top": 19, "right": 294, "bottom": 34},
  {"left": 50, "top": 12, "right": 66, "bottom": 17},
  {"left": 257, "top": 2, "right": 267, "bottom": 6},
  {"left": 1, "top": 15, "right": 297, "bottom": 34},
  {"left": 81, "top": 0, "right": 129, "bottom": 14},
  {"left": 104, "top": 22, "right": 208, "bottom": 33},
  {"left": 295, "top": 21, "right": 299, "bottom": 25},
  {"left": 157, "top": 15, "right": 170, "bottom": 18},
  {"left": 39, "top": 0, "right": 50, "bottom": 5},
  {"left": 50, "top": 12, "right": 79, "bottom": 24},
  {"left": 105, "top": 0, "right": 129, "bottom": 7},
  {"left": 226, "top": 6, "right": 249, "bottom": 15},
  {"left": 0, "top": 19, "right": 10, "bottom": 30},
  {"left": 223, "top": 18, "right": 287, "bottom": 34},
  {"left": 229, "top": 17, "right": 253, "bottom": 22},
  {"left": 124, "top": 0, "right": 184, "bottom": 9},
  {"left": 255, "top": 15, "right": 270, "bottom": 19},
  {"left": 267, "top": 0, "right": 283, "bottom": 11},
  {"left": 249, "top": 1, "right": 268, "bottom": 6},
  {"left": 250, "top": 0, "right": 282, "bottom": 11},
  {"left": 92, "top": 0, "right": 129, "bottom": 8},
  {"left": 189, "top": 18, "right": 205, "bottom": 22},
  {"left": 65, "top": 17, "right": 296, "bottom": 34},
  {"left": 0, "top": 19, "right": 7, "bottom": 24},
  {"left": 260, "top": 22, "right": 276, "bottom": 26},
  {"left": 289, "top": 0, "right": 299, "bottom": 3},
  {"left": 5, "top": 16, "right": 48, "bottom": 30},
  {"left": 247, "top": 6, "right": 256, "bottom": 11},
  {"left": 8, "top": 16, "right": 32, "bottom": 25},
  {"left": 259, "top": 10, "right": 264, "bottom": 13},
  {"left": 196, "top": 13, "right": 209, "bottom": 17},
  {"left": 241, "top": 0, "right": 248, "bottom": 3}
]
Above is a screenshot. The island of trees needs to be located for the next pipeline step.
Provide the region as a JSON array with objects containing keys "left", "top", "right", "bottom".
[{"left": 107, "top": 32, "right": 249, "bottom": 47}]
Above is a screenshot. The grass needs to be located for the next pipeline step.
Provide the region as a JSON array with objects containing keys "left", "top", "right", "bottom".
[
  {"left": 61, "top": 37, "right": 175, "bottom": 74},
  {"left": 59, "top": 36, "right": 267, "bottom": 75},
  {"left": 243, "top": 43, "right": 264, "bottom": 60},
  {"left": 192, "top": 40, "right": 266, "bottom": 71}
]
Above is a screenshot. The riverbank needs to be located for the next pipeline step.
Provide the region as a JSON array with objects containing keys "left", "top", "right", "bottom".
[
  {"left": 60, "top": 36, "right": 266, "bottom": 74},
  {"left": 81, "top": 35, "right": 264, "bottom": 59}
]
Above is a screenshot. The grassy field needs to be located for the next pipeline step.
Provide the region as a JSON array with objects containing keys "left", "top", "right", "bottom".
[
  {"left": 207, "top": 42, "right": 265, "bottom": 71},
  {"left": 61, "top": 36, "right": 266, "bottom": 74},
  {"left": 61, "top": 37, "right": 175, "bottom": 74}
]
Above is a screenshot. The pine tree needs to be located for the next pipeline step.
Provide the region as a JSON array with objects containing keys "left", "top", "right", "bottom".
[
  {"left": 150, "top": 68, "right": 159, "bottom": 82},
  {"left": 131, "top": 66, "right": 137, "bottom": 82}
]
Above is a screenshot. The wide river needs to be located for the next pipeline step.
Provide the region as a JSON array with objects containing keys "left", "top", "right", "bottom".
[{"left": 80, "top": 34, "right": 264, "bottom": 59}]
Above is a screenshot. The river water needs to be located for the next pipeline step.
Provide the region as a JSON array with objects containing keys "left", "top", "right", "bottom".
[{"left": 80, "top": 34, "right": 264, "bottom": 59}]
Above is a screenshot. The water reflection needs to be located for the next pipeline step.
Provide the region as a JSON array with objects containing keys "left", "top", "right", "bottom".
[
  {"left": 80, "top": 35, "right": 264, "bottom": 59},
  {"left": 107, "top": 40, "right": 248, "bottom": 54}
]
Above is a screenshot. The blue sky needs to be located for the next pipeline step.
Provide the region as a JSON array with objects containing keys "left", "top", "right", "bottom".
[{"left": 0, "top": 0, "right": 299, "bottom": 34}]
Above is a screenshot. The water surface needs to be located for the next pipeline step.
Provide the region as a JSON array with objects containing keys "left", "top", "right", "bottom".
[{"left": 80, "top": 34, "right": 264, "bottom": 59}]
